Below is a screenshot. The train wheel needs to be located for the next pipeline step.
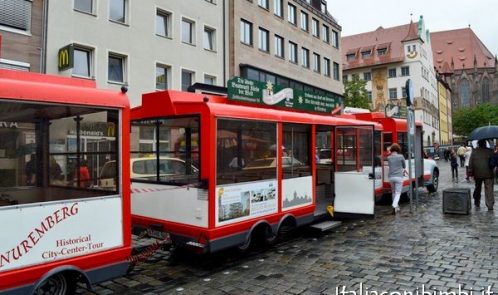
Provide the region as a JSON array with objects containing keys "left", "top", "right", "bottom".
[{"left": 33, "top": 273, "right": 76, "bottom": 295}]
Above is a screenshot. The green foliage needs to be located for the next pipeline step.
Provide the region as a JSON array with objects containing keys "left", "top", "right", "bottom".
[
  {"left": 343, "top": 74, "right": 371, "bottom": 109},
  {"left": 453, "top": 103, "right": 498, "bottom": 136}
]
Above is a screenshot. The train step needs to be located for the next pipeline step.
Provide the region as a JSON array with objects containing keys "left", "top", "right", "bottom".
[{"left": 310, "top": 220, "right": 342, "bottom": 232}]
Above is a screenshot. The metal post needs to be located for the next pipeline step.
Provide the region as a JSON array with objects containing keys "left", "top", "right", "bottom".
[
  {"left": 405, "top": 79, "right": 416, "bottom": 213},
  {"left": 407, "top": 108, "right": 414, "bottom": 213}
]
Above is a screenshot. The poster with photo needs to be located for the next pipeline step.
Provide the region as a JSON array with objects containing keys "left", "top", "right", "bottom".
[{"left": 216, "top": 180, "right": 277, "bottom": 226}]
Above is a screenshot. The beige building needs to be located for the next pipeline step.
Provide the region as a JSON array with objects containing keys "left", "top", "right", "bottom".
[
  {"left": 228, "top": 0, "right": 343, "bottom": 99},
  {"left": 437, "top": 75, "right": 452, "bottom": 145}
]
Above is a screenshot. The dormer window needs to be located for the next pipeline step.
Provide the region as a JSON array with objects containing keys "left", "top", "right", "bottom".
[
  {"left": 377, "top": 48, "right": 387, "bottom": 56},
  {"left": 361, "top": 50, "right": 371, "bottom": 59},
  {"left": 346, "top": 53, "right": 356, "bottom": 62}
]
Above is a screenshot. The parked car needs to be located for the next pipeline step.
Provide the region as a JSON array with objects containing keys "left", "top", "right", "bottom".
[
  {"left": 243, "top": 156, "right": 304, "bottom": 169},
  {"left": 99, "top": 157, "right": 198, "bottom": 189}
]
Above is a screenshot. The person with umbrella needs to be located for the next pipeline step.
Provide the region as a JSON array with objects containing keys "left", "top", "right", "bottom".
[{"left": 468, "top": 140, "right": 495, "bottom": 210}]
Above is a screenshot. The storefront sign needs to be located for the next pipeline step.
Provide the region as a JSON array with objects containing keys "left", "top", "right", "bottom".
[
  {"left": 58, "top": 44, "right": 74, "bottom": 71},
  {"left": 227, "top": 77, "right": 342, "bottom": 114}
]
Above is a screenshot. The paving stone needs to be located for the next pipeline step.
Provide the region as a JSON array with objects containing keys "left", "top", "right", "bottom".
[{"left": 80, "top": 161, "right": 498, "bottom": 294}]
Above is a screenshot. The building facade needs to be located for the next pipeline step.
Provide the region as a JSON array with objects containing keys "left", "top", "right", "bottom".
[
  {"left": 0, "top": 0, "right": 45, "bottom": 72},
  {"left": 228, "top": 0, "right": 343, "bottom": 99},
  {"left": 437, "top": 75, "right": 452, "bottom": 145},
  {"left": 45, "top": 0, "right": 225, "bottom": 106},
  {"left": 431, "top": 28, "right": 497, "bottom": 113},
  {"left": 342, "top": 16, "right": 440, "bottom": 146}
]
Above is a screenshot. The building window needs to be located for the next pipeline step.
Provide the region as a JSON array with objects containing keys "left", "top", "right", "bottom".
[
  {"left": 312, "top": 18, "right": 319, "bottom": 37},
  {"left": 346, "top": 54, "right": 355, "bottom": 62},
  {"left": 363, "top": 72, "right": 371, "bottom": 81},
  {"left": 332, "top": 30, "right": 339, "bottom": 48},
  {"left": 324, "top": 57, "right": 330, "bottom": 77},
  {"left": 312, "top": 53, "right": 320, "bottom": 72},
  {"left": 258, "top": 0, "right": 269, "bottom": 9},
  {"left": 74, "top": 0, "right": 93, "bottom": 14},
  {"left": 361, "top": 50, "right": 371, "bottom": 59},
  {"left": 388, "top": 68, "right": 396, "bottom": 78},
  {"left": 289, "top": 41, "right": 297, "bottom": 63},
  {"left": 377, "top": 47, "right": 387, "bottom": 56},
  {"left": 367, "top": 91, "right": 372, "bottom": 100},
  {"left": 275, "top": 35, "right": 284, "bottom": 58},
  {"left": 108, "top": 53, "right": 126, "bottom": 83},
  {"left": 109, "top": 0, "right": 127, "bottom": 23},
  {"left": 482, "top": 77, "right": 490, "bottom": 102},
  {"left": 0, "top": 0, "right": 32, "bottom": 31},
  {"left": 459, "top": 79, "right": 470, "bottom": 107},
  {"left": 389, "top": 88, "right": 397, "bottom": 99},
  {"left": 300, "top": 11, "right": 308, "bottom": 31},
  {"left": 73, "top": 47, "right": 92, "bottom": 77},
  {"left": 156, "top": 64, "right": 170, "bottom": 90},
  {"left": 274, "top": 0, "right": 283, "bottom": 17},
  {"left": 287, "top": 3, "right": 296, "bottom": 25},
  {"left": 181, "top": 69, "right": 194, "bottom": 91},
  {"left": 333, "top": 62, "right": 340, "bottom": 81},
  {"left": 156, "top": 9, "right": 171, "bottom": 38},
  {"left": 401, "top": 66, "right": 410, "bottom": 76},
  {"left": 343, "top": 75, "right": 348, "bottom": 82},
  {"left": 182, "top": 18, "right": 195, "bottom": 45},
  {"left": 322, "top": 24, "right": 330, "bottom": 43},
  {"left": 204, "top": 26, "right": 216, "bottom": 51},
  {"left": 302, "top": 48, "right": 309, "bottom": 68},
  {"left": 258, "top": 27, "right": 269, "bottom": 52},
  {"left": 204, "top": 74, "right": 216, "bottom": 85},
  {"left": 401, "top": 87, "right": 407, "bottom": 98},
  {"left": 240, "top": 19, "right": 252, "bottom": 45}
]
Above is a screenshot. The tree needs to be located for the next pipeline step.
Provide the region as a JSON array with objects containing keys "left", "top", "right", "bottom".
[
  {"left": 343, "top": 74, "right": 371, "bottom": 109},
  {"left": 452, "top": 103, "right": 498, "bottom": 136}
]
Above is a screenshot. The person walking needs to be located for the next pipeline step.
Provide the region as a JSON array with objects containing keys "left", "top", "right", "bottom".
[
  {"left": 387, "top": 143, "right": 406, "bottom": 215},
  {"left": 464, "top": 146, "right": 472, "bottom": 182},
  {"left": 449, "top": 150, "right": 459, "bottom": 182},
  {"left": 469, "top": 140, "right": 495, "bottom": 210},
  {"left": 457, "top": 145, "right": 466, "bottom": 167}
]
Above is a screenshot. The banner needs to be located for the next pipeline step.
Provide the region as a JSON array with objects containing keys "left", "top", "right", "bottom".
[{"left": 227, "top": 77, "right": 342, "bottom": 114}]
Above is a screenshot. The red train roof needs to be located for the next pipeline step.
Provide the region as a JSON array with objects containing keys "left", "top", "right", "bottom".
[
  {"left": 0, "top": 69, "right": 128, "bottom": 108},
  {"left": 133, "top": 90, "right": 381, "bottom": 129}
]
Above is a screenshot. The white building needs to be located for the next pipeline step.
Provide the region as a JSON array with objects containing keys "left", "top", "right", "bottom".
[
  {"left": 342, "top": 16, "right": 439, "bottom": 146},
  {"left": 45, "top": 0, "right": 226, "bottom": 106}
]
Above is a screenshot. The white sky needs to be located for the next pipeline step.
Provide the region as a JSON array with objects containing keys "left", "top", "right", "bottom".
[{"left": 330, "top": 0, "right": 498, "bottom": 56}]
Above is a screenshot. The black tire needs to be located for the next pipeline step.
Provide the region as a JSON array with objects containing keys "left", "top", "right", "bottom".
[
  {"left": 426, "top": 169, "right": 439, "bottom": 193},
  {"left": 237, "top": 233, "right": 252, "bottom": 253},
  {"left": 34, "top": 273, "right": 77, "bottom": 295},
  {"left": 376, "top": 193, "right": 392, "bottom": 205},
  {"left": 264, "top": 225, "right": 278, "bottom": 246}
]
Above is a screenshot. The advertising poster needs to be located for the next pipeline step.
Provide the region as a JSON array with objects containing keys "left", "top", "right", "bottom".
[
  {"left": 282, "top": 176, "right": 313, "bottom": 210},
  {"left": 216, "top": 180, "right": 277, "bottom": 226},
  {"left": 0, "top": 197, "right": 123, "bottom": 272}
]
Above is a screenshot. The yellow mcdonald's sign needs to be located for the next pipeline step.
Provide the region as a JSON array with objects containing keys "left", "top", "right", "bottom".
[
  {"left": 58, "top": 44, "right": 74, "bottom": 71},
  {"left": 107, "top": 124, "right": 116, "bottom": 137}
]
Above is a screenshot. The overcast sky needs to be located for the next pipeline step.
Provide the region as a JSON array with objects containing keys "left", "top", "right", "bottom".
[{"left": 331, "top": 0, "right": 498, "bottom": 56}]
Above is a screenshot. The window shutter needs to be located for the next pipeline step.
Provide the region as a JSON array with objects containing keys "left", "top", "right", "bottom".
[{"left": 0, "top": 0, "right": 31, "bottom": 31}]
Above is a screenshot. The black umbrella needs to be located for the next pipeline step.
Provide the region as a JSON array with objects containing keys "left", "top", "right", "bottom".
[{"left": 468, "top": 125, "right": 498, "bottom": 141}]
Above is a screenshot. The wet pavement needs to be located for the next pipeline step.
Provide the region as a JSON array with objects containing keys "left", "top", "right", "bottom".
[{"left": 82, "top": 160, "right": 498, "bottom": 294}]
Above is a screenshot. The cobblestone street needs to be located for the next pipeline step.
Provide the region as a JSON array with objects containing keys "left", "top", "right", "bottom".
[{"left": 85, "top": 160, "right": 498, "bottom": 295}]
